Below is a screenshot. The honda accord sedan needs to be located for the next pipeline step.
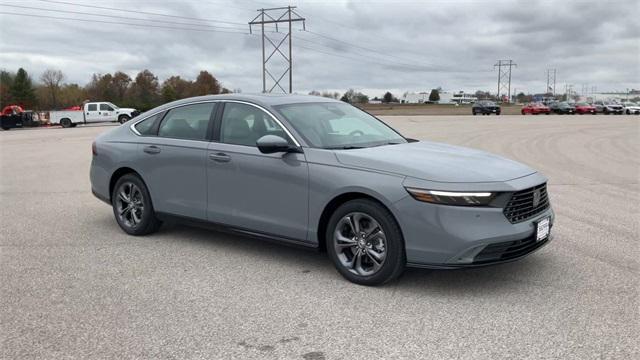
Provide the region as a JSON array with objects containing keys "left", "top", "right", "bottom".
[{"left": 90, "top": 94, "right": 554, "bottom": 285}]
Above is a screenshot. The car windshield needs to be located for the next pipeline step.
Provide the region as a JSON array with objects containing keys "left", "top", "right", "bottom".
[
  {"left": 480, "top": 101, "right": 496, "bottom": 106},
  {"left": 274, "top": 102, "right": 407, "bottom": 149},
  {"left": 577, "top": 103, "right": 589, "bottom": 106}
]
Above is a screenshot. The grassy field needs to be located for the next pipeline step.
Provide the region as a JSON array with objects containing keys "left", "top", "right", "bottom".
[{"left": 358, "top": 103, "right": 524, "bottom": 116}]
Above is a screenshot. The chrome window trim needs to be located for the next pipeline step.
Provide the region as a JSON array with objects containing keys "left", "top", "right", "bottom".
[{"left": 129, "top": 99, "right": 301, "bottom": 147}]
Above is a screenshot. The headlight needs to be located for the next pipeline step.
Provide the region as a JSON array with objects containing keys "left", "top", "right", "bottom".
[{"left": 405, "top": 187, "right": 495, "bottom": 206}]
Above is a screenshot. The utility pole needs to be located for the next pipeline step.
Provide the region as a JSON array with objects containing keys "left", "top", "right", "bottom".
[
  {"left": 494, "top": 60, "right": 516, "bottom": 103},
  {"left": 546, "top": 69, "right": 556, "bottom": 95},
  {"left": 249, "top": 6, "right": 305, "bottom": 93}
]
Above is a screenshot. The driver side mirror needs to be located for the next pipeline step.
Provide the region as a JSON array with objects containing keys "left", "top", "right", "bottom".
[{"left": 256, "top": 135, "right": 301, "bottom": 154}]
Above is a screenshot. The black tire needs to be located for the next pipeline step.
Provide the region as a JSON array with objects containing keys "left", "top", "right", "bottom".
[
  {"left": 60, "top": 118, "right": 72, "bottom": 128},
  {"left": 1, "top": 126, "right": 10, "bottom": 131},
  {"left": 496, "top": 112, "right": 501, "bottom": 115},
  {"left": 521, "top": 110, "right": 526, "bottom": 115},
  {"left": 626, "top": 109, "right": 631, "bottom": 115},
  {"left": 472, "top": 110, "right": 477, "bottom": 116},
  {"left": 111, "top": 173, "right": 162, "bottom": 236},
  {"left": 326, "top": 199, "right": 405, "bottom": 286},
  {"left": 118, "top": 115, "right": 130, "bottom": 124},
  {"left": 604, "top": 108, "right": 609, "bottom": 115}
]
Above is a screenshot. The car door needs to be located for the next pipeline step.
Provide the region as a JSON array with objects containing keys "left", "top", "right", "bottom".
[
  {"left": 135, "top": 102, "right": 217, "bottom": 220},
  {"left": 98, "top": 103, "right": 116, "bottom": 122},
  {"left": 207, "top": 101, "right": 309, "bottom": 241},
  {"left": 85, "top": 103, "right": 100, "bottom": 122}
]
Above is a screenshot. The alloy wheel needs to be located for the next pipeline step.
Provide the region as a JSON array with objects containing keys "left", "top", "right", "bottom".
[
  {"left": 115, "top": 182, "right": 145, "bottom": 228},
  {"left": 333, "top": 212, "right": 387, "bottom": 276}
]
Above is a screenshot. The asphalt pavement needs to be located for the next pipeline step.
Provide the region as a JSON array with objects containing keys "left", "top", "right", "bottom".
[{"left": 1, "top": 115, "right": 638, "bottom": 359}]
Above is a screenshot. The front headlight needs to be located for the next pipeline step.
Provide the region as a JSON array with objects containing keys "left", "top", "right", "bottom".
[{"left": 405, "top": 187, "right": 495, "bottom": 206}]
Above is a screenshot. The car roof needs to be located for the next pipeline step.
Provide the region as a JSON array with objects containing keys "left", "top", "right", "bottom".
[{"left": 153, "top": 93, "right": 340, "bottom": 112}]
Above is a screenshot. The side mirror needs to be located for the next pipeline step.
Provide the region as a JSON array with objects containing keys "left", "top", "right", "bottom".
[{"left": 256, "top": 135, "right": 300, "bottom": 154}]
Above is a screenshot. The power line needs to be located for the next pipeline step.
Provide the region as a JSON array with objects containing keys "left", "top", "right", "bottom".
[
  {"left": 494, "top": 60, "right": 516, "bottom": 102},
  {"left": 36, "top": 0, "right": 247, "bottom": 26},
  {"left": 0, "top": 4, "right": 248, "bottom": 31},
  {"left": 0, "top": 11, "right": 250, "bottom": 34}
]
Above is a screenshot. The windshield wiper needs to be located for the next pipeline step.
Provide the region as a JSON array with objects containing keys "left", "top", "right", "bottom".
[{"left": 325, "top": 145, "right": 367, "bottom": 150}]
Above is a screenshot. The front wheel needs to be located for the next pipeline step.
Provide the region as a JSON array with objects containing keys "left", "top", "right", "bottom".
[
  {"left": 326, "top": 199, "right": 405, "bottom": 286},
  {"left": 112, "top": 173, "right": 162, "bottom": 235},
  {"left": 118, "top": 115, "right": 130, "bottom": 124}
]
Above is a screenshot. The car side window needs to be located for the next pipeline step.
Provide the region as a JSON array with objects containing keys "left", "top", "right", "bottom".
[
  {"left": 157, "top": 103, "right": 215, "bottom": 140},
  {"left": 220, "top": 102, "right": 291, "bottom": 147},
  {"left": 100, "top": 104, "right": 114, "bottom": 111},
  {"left": 134, "top": 114, "right": 160, "bottom": 136},
  {"left": 87, "top": 104, "right": 97, "bottom": 111}
]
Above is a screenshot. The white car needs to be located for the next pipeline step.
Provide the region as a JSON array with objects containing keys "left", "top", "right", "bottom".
[
  {"left": 50, "top": 102, "right": 139, "bottom": 128},
  {"left": 623, "top": 102, "right": 640, "bottom": 115}
]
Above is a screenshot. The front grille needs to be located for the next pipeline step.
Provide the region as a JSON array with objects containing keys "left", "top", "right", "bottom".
[
  {"left": 503, "top": 183, "right": 549, "bottom": 223},
  {"left": 473, "top": 235, "right": 548, "bottom": 264}
]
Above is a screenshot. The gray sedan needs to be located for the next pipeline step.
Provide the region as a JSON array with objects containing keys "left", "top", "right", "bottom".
[{"left": 90, "top": 94, "right": 554, "bottom": 285}]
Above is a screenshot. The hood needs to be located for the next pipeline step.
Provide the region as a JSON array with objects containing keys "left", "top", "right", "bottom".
[
  {"left": 117, "top": 108, "right": 136, "bottom": 113},
  {"left": 334, "top": 141, "right": 536, "bottom": 183}
]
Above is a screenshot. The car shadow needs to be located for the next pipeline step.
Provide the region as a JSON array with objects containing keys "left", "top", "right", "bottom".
[{"left": 149, "top": 221, "right": 556, "bottom": 295}]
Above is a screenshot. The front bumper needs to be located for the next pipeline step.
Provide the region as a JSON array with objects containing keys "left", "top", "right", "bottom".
[{"left": 395, "top": 173, "right": 554, "bottom": 267}]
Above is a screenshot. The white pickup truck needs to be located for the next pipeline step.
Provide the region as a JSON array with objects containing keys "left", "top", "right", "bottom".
[{"left": 49, "top": 102, "right": 139, "bottom": 128}]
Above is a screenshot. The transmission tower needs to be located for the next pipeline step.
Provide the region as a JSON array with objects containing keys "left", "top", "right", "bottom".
[
  {"left": 546, "top": 69, "right": 556, "bottom": 95},
  {"left": 494, "top": 60, "right": 516, "bottom": 103},
  {"left": 249, "top": 6, "right": 305, "bottom": 93}
]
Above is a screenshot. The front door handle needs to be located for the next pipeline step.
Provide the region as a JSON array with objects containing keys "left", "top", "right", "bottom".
[
  {"left": 209, "top": 152, "right": 231, "bottom": 163},
  {"left": 143, "top": 145, "right": 161, "bottom": 154}
]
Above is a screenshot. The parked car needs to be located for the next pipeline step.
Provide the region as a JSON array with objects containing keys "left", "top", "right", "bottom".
[
  {"left": 521, "top": 103, "right": 551, "bottom": 115},
  {"left": 90, "top": 94, "right": 554, "bottom": 285},
  {"left": 574, "top": 103, "right": 597, "bottom": 115},
  {"left": 472, "top": 100, "right": 501, "bottom": 115},
  {"left": 593, "top": 101, "right": 624, "bottom": 114},
  {"left": 623, "top": 102, "right": 640, "bottom": 115},
  {"left": 49, "top": 101, "right": 139, "bottom": 128},
  {"left": 550, "top": 101, "right": 576, "bottom": 114}
]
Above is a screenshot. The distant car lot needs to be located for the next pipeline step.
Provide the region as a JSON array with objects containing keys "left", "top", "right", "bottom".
[{"left": 1, "top": 115, "right": 638, "bottom": 359}]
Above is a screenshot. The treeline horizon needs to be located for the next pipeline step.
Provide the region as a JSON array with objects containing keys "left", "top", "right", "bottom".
[{"left": 0, "top": 67, "right": 236, "bottom": 112}]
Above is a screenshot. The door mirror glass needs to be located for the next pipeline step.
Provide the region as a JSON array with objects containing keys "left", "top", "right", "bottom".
[{"left": 256, "top": 135, "right": 293, "bottom": 154}]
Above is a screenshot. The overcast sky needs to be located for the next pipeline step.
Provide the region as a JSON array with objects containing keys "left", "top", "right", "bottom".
[{"left": 1, "top": 0, "right": 638, "bottom": 97}]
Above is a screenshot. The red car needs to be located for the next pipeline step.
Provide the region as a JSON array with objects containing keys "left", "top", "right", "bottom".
[
  {"left": 521, "top": 103, "right": 551, "bottom": 115},
  {"left": 574, "top": 102, "right": 597, "bottom": 114}
]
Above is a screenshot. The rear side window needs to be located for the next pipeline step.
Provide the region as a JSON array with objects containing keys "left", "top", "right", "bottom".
[
  {"left": 134, "top": 114, "right": 160, "bottom": 135},
  {"left": 158, "top": 103, "right": 216, "bottom": 140},
  {"left": 87, "top": 104, "right": 97, "bottom": 111}
]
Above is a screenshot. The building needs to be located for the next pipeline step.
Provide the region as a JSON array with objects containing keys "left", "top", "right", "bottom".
[{"left": 450, "top": 91, "right": 477, "bottom": 104}]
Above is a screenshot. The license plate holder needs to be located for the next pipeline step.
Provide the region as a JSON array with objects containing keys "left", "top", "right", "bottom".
[{"left": 536, "top": 217, "right": 550, "bottom": 242}]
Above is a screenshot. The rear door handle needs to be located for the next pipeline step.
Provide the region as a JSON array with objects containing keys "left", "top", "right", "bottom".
[
  {"left": 209, "top": 152, "right": 231, "bottom": 162},
  {"left": 143, "top": 145, "right": 161, "bottom": 154}
]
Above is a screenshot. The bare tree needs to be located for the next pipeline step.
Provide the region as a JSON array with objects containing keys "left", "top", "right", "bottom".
[{"left": 40, "top": 69, "right": 65, "bottom": 109}]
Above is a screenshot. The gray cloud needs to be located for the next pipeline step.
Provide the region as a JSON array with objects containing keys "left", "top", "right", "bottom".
[{"left": 0, "top": 0, "right": 638, "bottom": 97}]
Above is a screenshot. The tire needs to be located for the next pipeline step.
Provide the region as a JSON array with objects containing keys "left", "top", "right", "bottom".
[
  {"left": 118, "top": 115, "right": 130, "bottom": 124},
  {"left": 521, "top": 110, "right": 526, "bottom": 115},
  {"left": 111, "top": 173, "right": 162, "bottom": 236},
  {"left": 472, "top": 110, "right": 477, "bottom": 116},
  {"left": 627, "top": 109, "right": 631, "bottom": 115},
  {"left": 1, "top": 126, "right": 10, "bottom": 130},
  {"left": 604, "top": 108, "right": 609, "bottom": 115},
  {"left": 60, "top": 118, "right": 72, "bottom": 128},
  {"left": 326, "top": 199, "right": 405, "bottom": 286}
]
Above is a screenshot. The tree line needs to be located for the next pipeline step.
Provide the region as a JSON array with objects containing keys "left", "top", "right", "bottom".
[{"left": 0, "top": 67, "right": 232, "bottom": 111}]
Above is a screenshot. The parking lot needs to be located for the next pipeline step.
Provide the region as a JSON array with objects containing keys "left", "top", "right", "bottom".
[{"left": 1, "top": 115, "right": 638, "bottom": 359}]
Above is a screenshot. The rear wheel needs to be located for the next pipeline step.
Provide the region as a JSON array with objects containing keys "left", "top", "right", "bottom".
[
  {"left": 112, "top": 173, "right": 162, "bottom": 235},
  {"left": 60, "top": 118, "right": 72, "bottom": 128},
  {"left": 521, "top": 110, "right": 526, "bottom": 115},
  {"left": 326, "top": 199, "right": 405, "bottom": 286},
  {"left": 627, "top": 109, "right": 631, "bottom": 115}
]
